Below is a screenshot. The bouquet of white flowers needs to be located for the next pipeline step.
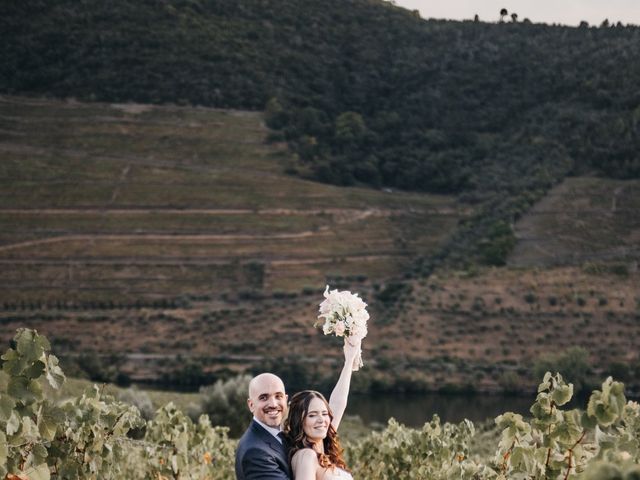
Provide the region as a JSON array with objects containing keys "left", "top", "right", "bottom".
[{"left": 316, "top": 285, "right": 369, "bottom": 370}]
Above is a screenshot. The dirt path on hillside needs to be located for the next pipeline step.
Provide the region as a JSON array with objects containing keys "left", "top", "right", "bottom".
[
  {"left": 0, "top": 206, "right": 463, "bottom": 253},
  {"left": 0, "top": 253, "right": 407, "bottom": 267},
  {"left": 0, "top": 231, "right": 337, "bottom": 253},
  {"left": 0, "top": 206, "right": 462, "bottom": 216}
]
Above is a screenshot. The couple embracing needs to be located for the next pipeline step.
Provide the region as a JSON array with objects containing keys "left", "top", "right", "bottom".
[{"left": 235, "top": 338, "right": 361, "bottom": 480}]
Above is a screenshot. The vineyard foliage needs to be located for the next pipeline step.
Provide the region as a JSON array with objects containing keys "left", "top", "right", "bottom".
[
  {"left": 0, "top": 328, "right": 235, "bottom": 479},
  {"left": 2, "top": 329, "right": 640, "bottom": 479}
]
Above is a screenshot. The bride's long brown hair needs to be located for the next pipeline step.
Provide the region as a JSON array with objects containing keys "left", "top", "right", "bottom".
[{"left": 283, "top": 390, "right": 349, "bottom": 472}]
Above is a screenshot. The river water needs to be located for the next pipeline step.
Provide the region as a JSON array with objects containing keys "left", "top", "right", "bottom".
[{"left": 347, "top": 392, "right": 538, "bottom": 427}]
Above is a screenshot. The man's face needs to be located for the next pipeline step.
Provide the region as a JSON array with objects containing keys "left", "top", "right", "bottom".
[{"left": 248, "top": 374, "right": 288, "bottom": 428}]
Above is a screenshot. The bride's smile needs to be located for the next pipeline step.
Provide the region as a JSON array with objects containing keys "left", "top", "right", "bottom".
[{"left": 303, "top": 398, "right": 331, "bottom": 442}]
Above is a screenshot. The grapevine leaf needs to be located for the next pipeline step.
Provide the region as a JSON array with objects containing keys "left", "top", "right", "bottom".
[
  {"left": 23, "top": 360, "right": 45, "bottom": 380},
  {"left": 15, "top": 328, "right": 49, "bottom": 361},
  {"left": 45, "top": 354, "right": 65, "bottom": 389},
  {"left": 21, "top": 416, "right": 40, "bottom": 440},
  {"left": 581, "top": 410, "right": 597, "bottom": 430},
  {"left": 7, "top": 410, "right": 20, "bottom": 435},
  {"left": 22, "top": 462, "right": 51, "bottom": 480},
  {"left": 7, "top": 376, "right": 43, "bottom": 405},
  {"left": 1, "top": 350, "right": 28, "bottom": 376},
  {"left": 538, "top": 371, "right": 553, "bottom": 392},
  {"left": 0, "top": 431, "right": 7, "bottom": 465},
  {"left": 0, "top": 394, "right": 16, "bottom": 421},
  {"left": 551, "top": 382, "right": 573, "bottom": 406},
  {"left": 38, "top": 402, "right": 64, "bottom": 441},
  {"left": 31, "top": 443, "right": 48, "bottom": 466},
  {"left": 587, "top": 377, "right": 626, "bottom": 427}
]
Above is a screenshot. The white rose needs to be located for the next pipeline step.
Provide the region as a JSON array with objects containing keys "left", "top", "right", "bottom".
[{"left": 323, "top": 320, "right": 333, "bottom": 335}]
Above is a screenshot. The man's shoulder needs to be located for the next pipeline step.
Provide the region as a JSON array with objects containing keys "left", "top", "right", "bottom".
[{"left": 237, "top": 422, "right": 268, "bottom": 451}]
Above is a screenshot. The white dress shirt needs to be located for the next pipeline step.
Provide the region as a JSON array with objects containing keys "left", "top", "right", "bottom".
[{"left": 253, "top": 417, "right": 283, "bottom": 443}]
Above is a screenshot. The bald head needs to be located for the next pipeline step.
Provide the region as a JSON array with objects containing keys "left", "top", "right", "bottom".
[
  {"left": 249, "top": 373, "right": 285, "bottom": 398},
  {"left": 248, "top": 373, "right": 287, "bottom": 428}
]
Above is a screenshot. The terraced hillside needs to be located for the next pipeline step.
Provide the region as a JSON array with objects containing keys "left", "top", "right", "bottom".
[
  {"left": 509, "top": 177, "right": 640, "bottom": 267},
  {"left": 0, "top": 95, "right": 464, "bottom": 305},
  {"left": 2, "top": 95, "right": 638, "bottom": 393},
  {"left": 0, "top": 95, "right": 468, "bottom": 384}
]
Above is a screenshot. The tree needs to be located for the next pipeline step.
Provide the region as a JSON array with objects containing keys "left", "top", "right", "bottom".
[
  {"left": 511, "top": 13, "right": 518, "bottom": 23},
  {"left": 264, "top": 97, "right": 287, "bottom": 130},
  {"left": 499, "top": 8, "right": 508, "bottom": 22},
  {"left": 335, "top": 111, "right": 367, "bottom": 146}
]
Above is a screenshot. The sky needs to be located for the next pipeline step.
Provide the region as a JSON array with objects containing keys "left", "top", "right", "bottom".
[{"left": 394, "top": 0, "right": 640, "bottom": 26}]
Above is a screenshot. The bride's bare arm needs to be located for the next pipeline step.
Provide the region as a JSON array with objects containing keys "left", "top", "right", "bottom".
[
  {"left": 292, "top": 448, "right": 319, "bottom": 480},
  {"left": 329, "top": 337, "right": 361, "bottom": 430}
]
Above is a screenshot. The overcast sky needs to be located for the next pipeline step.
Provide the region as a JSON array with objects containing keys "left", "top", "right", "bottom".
[{"left": 394, "top": 0, "right": 640, "bottom": 26}]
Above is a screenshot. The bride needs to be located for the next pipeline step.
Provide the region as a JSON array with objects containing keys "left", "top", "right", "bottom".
[{"left": 283, "top": 338, "right": 360, "bottom": 480}]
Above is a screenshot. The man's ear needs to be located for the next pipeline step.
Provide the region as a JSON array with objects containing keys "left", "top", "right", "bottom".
[{"left": 247, "top": 397, "right": 254, "bottom": 413}]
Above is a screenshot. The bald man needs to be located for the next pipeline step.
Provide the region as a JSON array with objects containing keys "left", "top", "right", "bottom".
[{"left": 235, "top": 373, "right": 291, "bottom": 480}]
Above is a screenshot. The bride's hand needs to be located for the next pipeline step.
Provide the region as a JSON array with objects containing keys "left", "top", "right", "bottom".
[{"left": 343, "top": 336, "right": 361, "bottom": 368}]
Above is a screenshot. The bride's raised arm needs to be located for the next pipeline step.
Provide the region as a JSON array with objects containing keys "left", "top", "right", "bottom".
[{"left": 328, "top": 337, "right": 361, "bottom": 430}]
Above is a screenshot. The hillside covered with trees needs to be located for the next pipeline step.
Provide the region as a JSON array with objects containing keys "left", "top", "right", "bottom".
[{"left": 2, "top": 0, "right": 640, "bottom": 267}]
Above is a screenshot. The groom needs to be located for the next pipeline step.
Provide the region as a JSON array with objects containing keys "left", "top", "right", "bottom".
[{"left": 235, "top": 372, "right": 291, "bottom": 480}]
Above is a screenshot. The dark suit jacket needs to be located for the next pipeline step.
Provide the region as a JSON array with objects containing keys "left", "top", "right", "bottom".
[{"left": 235, "top": 420, "right": 291, "bottom": 480}]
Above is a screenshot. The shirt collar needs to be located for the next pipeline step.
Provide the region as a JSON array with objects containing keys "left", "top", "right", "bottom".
[{"left": 253, "top": 417, "right": 283, "bottom": 440}]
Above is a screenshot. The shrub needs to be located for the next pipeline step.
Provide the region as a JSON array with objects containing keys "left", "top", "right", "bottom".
[
  {"left": 119, "top": 387, "right": 155, "bottom": 420},
  {"left": 533, "top": 346, "right": 592, "bottom": 393},
  {"left": 197, "top": 374, "right": 252, "bottom": 438}
]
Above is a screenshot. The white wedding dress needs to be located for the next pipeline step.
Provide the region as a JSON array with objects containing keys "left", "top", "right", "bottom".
[{"left": 321, "top": 467, "right": 353, "bottom": 480}]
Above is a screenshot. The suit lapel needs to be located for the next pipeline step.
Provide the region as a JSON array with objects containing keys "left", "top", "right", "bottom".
[{"left": 251, "top": 421, "right": 288, "bottom": 462}]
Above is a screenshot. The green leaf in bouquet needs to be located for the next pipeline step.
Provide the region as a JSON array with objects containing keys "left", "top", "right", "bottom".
[{"left": 44, "top": 354, "right": 65, "bottom": 389}]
